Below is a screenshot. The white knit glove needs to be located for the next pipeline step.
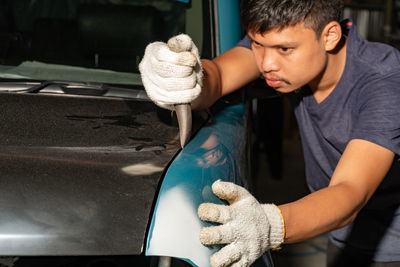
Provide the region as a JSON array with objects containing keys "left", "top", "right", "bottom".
[
  {"left": 139, "top": 34, "right": 203, "bottom": 110},
  {"left": 198, "top": 180, "right": 284, "bottom": 267}
]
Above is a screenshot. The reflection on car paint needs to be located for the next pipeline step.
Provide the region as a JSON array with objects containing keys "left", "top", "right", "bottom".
[
  {"left": 146, "top": 104, "right": 246, "bottom": 267},
  {"left": 122, "top": 163, "right": 165, "bottom": 176}
]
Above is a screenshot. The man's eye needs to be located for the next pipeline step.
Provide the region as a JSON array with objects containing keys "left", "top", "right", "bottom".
[
  {"left": 280, "top": 47, "right": 293, "bottom": 53},
  {"left": 252, "top": 41, "right": 262, "bottom": 47}
]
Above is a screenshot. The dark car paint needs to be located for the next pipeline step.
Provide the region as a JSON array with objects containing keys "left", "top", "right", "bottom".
[{"left": 0, "top": 92, "right": 185, "bottom": 255}]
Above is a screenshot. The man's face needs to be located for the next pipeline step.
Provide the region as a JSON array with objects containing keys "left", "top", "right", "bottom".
[{"left": 248, "top": 23, "right": 328, "bottom": 93}]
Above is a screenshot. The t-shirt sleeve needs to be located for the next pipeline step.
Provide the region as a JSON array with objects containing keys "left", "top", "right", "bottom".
[
  {"left": 236, "top": 35, "right": 252, "bottom": 50},
  {"left": 351, "top": 75, "right": 400, "bottom": 158}
]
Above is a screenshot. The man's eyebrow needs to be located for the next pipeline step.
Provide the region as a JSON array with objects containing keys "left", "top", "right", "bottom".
[
  {"left": 247, "top": 36, "right": 298, "bottom": 47},
  {"left": 276, "top": 41, "right": 298, "bottom": 47}
]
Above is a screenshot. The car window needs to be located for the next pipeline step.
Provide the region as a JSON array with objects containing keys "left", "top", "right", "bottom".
[{"left": 0, "top": 0, "right": 203, "bottom": 86}]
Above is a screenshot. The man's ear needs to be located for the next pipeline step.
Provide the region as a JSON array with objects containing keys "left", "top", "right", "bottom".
[{"left": 322, "top": 21, "right": 342, "bottom": 52}]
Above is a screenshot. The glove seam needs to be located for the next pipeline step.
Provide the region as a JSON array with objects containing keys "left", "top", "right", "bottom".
[
  {"left": 262, "top": 204, "right": 284, "bottom": 249},
  {"left": 271, "top": 204, "right": 285, "bottom": 251}
]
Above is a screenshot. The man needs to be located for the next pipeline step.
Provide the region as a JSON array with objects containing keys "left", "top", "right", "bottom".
[{"left": 139, "top": 0, "right": 400, "bottom": 266}]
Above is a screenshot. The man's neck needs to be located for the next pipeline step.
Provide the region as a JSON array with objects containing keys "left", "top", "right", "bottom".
[{"left": 310, "top": 36, "right": 347, "bottom": 104}]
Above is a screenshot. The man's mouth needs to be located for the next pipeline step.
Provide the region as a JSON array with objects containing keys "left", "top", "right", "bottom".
[
  {"left": 265, "top": 78, "right": 283, "bottom": 88},
  {"left": 264, "top": 75, "right": 289, "bottom": 88}
]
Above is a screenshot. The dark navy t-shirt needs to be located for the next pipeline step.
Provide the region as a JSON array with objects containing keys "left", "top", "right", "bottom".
[{"left": 238, "top": 21, "right": 400, "bottom": 261}]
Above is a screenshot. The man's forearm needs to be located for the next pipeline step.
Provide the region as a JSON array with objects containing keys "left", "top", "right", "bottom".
[
  {"left": 279, "top": 183, "right": 364, "bottom": 244},
  {"left": 191, "top": 59, "right": 223, "bottom": 110},
  {"left": 279, "top": 139, "right": 394, "bottom": 244}
]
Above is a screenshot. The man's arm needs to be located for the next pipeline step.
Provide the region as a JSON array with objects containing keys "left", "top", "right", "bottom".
[
  {"left": 280, "top": 139, "right": 395, "bottom": 243},
  {"left": 192, "top": 46, "right": 260, "bottom": 110}
]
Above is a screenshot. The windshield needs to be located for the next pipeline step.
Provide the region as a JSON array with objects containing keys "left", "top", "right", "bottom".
[{"left": 0, "top": 0, "right": 204, "bottom": 86}]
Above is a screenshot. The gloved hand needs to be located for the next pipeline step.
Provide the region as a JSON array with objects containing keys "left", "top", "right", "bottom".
[
  {"left": 198, "top": 180, "right": 284, "bottom": 267},
  {"left": 139, "top": 34, "right": 203, "bottom": 110}
]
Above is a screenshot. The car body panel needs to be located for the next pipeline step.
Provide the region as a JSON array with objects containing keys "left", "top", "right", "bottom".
[
  {"left": 146, "top": 104, "right": 246, "bottom": 267},
  {"left": 0, "top": 92, "right": 181, "bottom": 256}
]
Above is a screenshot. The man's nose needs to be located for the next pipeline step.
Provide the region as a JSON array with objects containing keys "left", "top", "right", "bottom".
[{"left": 261, "top": 49, "right": 279, "bottom": 73}]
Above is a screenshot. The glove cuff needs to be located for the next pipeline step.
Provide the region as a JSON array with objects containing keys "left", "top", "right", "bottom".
[{"left": 261, "top": 204, "right": 285, "bottom": 248}]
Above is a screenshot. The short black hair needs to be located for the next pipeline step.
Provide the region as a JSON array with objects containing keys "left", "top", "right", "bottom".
[{"left": 240, "top": 0, "right": 344, "bottom": 37}]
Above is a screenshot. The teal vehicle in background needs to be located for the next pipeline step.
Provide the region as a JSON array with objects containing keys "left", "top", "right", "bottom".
[{"left": 0, "top": 0, "right": 272, "bottom": 266}]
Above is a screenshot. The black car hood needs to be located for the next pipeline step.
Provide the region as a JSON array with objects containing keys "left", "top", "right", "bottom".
[{"left": 0, "top": 92, "right": 181, "bottom": 256}]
